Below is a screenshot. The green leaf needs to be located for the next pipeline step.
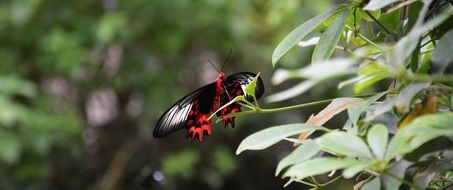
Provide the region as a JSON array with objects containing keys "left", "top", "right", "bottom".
[
  {"left": 275, "top": 141, "right": 320, "bottom": 176},
  {"left": 244, "top": 72, "right": 260, "bottom": 98},
  {"left": 354, "top": 63, "right": 394, "bottom": 93},
  {"left": 367, "top": 124, "right": 388, "bottom": 160},
  {"left": 385, "top": 113, "right": 453, "bottom": 161},
  {"left": 312, "top": 9, "right": 351, "bottom": 63},
  {"left": 431, "top": 29, "right": 453, "bottom": 73},
  {"left": 266, "top": 58, "right": 356, "bottom": 102},
  {"left": 236, "top": 124, "right": 328, "bottom": 155},
  {"left": 348, "top": 92, "right": 387, "bottom": 129},
  {"left": 317, "top": 131, "right": 373, "bottom": 158},
  {"left": 283, "top": 158, "right": 358, "bottom": 180},
  {"left": 272, "top": 4, "right": 345, "bottom": 66},
  {"left": 343, "top": 163, "right": 369, "bottom": 178},
  {"left": 364, "top": 0, "right": 399, "bottom": 11},
  {"left": 395, "top": 82, "right": 431, "bottom": 113}
]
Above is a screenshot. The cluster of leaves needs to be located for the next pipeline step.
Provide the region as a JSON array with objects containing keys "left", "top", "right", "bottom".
[{"left": 227, "top": 0, "right": 453, "bottom": 189}]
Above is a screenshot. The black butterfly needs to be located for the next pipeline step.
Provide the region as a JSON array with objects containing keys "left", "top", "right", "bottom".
[{"left": 154, "top": 72, "right": 265, "bottom": 142}]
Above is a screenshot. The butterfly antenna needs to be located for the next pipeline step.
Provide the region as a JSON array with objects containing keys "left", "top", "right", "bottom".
[
  {"left": 221, "top": 48, "right": 232, "bottom": 70},
  {"left": 207, "top": 59, "right": 221, "bottom": 73}
]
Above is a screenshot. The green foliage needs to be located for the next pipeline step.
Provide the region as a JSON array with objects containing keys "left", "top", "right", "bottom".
[
  {"left": 272, "top": 4, "right": 350, "bottom": 66},
  {"left": 236, "top": 124, "right": 328, "bottom": 154},
  {"left": 230, "top": 0, "right": 453, "bottom": 189},
  {"left": 312, "top": 9, "right": 351, "bottom": 63}
]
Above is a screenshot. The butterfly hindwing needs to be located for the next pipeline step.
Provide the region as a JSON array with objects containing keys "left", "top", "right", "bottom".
[
  {"left": 216, "top": 72, "right": 265, "bottom": 127},
  {"left": 153, "top": 83, "right": 216, "bottom": 138},
  {"left": 225, "top": 72, "right": 265, "bottom": 101}
]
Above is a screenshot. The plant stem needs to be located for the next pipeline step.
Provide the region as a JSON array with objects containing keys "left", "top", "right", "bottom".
[
  {"left": 309, "top": 176, "right": 321, "bottom": 188},
  {"left": 357, "top": 33, "right": 385, "bottom": 51},
  {"left": 365, "top": 11, "right": 399, "bottom": 41},
  {"left": 406, "top": 74, "right": 453, "bottom": 82},
  {"left": 294, "top": 179, "right": 317, "bottom": 187},
  {"left": 345, "top": 24, "right": 384, "bottom": 50},
  {"left": 335, "top": 45, "right": 376, "bottom": 60},
  {"left": 222, "top": 93, "right": 381, "bottom": 119},
  {"left": 255, "top": 99, "right": 334, "bottom": 113},
  {"left": 319, "top": 175, "right": 343, "bottom": 186}
]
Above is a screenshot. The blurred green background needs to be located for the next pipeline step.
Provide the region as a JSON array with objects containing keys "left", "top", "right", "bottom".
[{"left": 0, "top": 0, "right": 339, "bottom": 189}]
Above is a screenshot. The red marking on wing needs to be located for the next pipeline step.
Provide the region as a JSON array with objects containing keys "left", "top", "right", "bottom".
[
  {"left": 186, "top": 114, "right": 212, "bottom": 141},
  {"left": 184, "top": 72, "right": 226, "bottom": 142},
  {"left": 217, "top": 82, "right": 243, "bottom": 128}
]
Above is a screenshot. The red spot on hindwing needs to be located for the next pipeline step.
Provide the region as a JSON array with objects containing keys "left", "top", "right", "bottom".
[{"left": 186, "top": 113, "right": 212, "bottom": 142}]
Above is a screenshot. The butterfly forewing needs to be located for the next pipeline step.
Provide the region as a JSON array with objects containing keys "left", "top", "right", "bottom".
[{"left": 153, "top": 83, "right": 216, "bottom": 138}]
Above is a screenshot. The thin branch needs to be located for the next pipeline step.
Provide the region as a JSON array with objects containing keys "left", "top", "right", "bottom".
[
  {"left": 365, "top": 11, "right": 399, "bottom": 41},
  {"left": 345, "top": 25, "right": 385, "bottom": 51},
  {"left": 320, "top": 175, "right": 343, "bottom": 186},
  {"left": 220, "top": 92, "right": 384, "bottom": 123},
  {"left": 357, "top": 33, "right": 385, "bottom": 51},
  {"left": 421, "top": 37, "right": 439, "bottom": 48},
  {"left": 293, "top": 179, "right": 317, "bottom": 187},
  {"left": 405, "top": 74, "right": 453, "bottom": 82}
]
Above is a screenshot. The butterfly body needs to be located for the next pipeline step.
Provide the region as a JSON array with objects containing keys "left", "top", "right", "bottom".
[{"left": 154, "top": 72, "right": 264, "bottom": 142}]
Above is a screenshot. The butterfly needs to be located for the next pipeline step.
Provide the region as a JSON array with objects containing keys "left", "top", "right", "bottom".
[{"left": 154, "top": 72, "right": 265, "bottom": 142}]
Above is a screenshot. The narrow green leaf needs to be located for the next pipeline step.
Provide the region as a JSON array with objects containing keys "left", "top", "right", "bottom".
[
  {"left": 272, "top": 5, "right": 344, "bottom": 66},
  {"left": 275, "top": 141, "right": 320, "bottom": 176},
  {"left": 266, "top": 58, "right": 356, "bottom": 102},
  {"left": 283, "top": 158, "right": 358, "bottom": 180},
  {"left": 354, "top": 63, "right": 394, "bottom": 93},
  {"left": 312, "top": 9, "right": 350, "bottom": 63},
  {"left": 367, "top": 124, "right": 388, "bottom": 159},
  {"left": 244, "top": 72, "right": 260, "bottom": 98},
  {"left": 317, "top": 131, "right": 373, "bottom": 158},
  {"left": 236, "top": 124, "right": 327, "bottom": 155},
  {"left": 385, "top": 113, "right": 453, "bottom": 161},
  {"left": 364, "top": 0, "right": 399, "bottom": 11},
  {"left": 343, "top": 163, "right": 369, "bottom": 178},
  {"left": 390, "top": 5, "right": 452, "bottom": 67},
  {"left": 431, "top": 29, "right": 453, "bottom": 73}
]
